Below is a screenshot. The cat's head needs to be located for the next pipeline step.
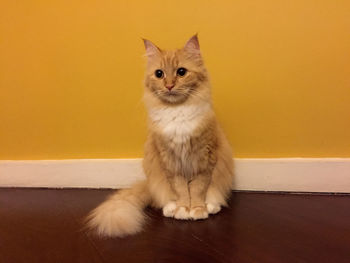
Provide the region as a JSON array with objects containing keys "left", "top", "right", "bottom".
[{"left": 143, "top": 35, "right": 210, "bottom": 105}]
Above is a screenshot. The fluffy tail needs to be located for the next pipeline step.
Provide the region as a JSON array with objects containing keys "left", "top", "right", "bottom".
[{"left": 86, "top": 180, "right": 151, "bottom": 237}]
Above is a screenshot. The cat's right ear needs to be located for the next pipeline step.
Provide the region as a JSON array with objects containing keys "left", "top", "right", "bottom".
[{"left": 142, "top": 39, "right": 161, "bottom": 57}]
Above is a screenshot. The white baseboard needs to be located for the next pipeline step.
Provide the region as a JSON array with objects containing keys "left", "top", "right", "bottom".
[{"left": 0, "top": 158, "right": 349, "bottom": 193}]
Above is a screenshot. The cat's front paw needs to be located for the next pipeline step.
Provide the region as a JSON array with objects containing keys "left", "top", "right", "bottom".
[
  {"left": 189, "top": 206, "right": 209, "bottom": 220},
  {"left": 162, "top": 201, "right": 177, "bottom": 217},
  {"left": 174, "top": 206, "right": 191, "bottom": 220}
]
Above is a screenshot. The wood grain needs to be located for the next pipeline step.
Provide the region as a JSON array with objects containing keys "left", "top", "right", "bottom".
[{"left": 0, "top": 189, "right": 349, "bottom": 263}]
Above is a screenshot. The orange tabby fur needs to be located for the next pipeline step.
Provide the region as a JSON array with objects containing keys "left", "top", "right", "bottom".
[{"left": 87, "top": 35, "right": 234, "bottom": 237}]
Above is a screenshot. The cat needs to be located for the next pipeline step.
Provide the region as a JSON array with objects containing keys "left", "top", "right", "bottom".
[{"left": 87, "top": 35, "right": 234, "bottom": 237}]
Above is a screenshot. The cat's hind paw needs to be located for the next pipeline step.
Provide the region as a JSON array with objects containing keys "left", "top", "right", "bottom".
[
  {"left": 162, "top": 201, "right": 177, "bottom": 218},
  {"left": 206, "top": 203, "right": 221, "bottom": 214}
]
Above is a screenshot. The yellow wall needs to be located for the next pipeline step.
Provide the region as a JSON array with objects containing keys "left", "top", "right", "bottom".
[{"left": 1, "top": 0, "right": 349, "bottom": 160}]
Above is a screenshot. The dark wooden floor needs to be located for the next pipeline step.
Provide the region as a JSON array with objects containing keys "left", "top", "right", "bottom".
[{"left": 0, "top": 189, "right": 350, "bottom": 263}]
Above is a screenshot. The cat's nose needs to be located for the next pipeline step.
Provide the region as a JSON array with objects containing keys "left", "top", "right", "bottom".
[{"left": 166, "top": 85, "right": 174, "bottom": 91}]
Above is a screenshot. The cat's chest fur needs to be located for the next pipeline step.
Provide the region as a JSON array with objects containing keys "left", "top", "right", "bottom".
[
  {"left": 149, "top": 102, "right": 214, "bottom": 178},
  {"left": 149, "top": 103, "right": 211, "bottom": 143}
]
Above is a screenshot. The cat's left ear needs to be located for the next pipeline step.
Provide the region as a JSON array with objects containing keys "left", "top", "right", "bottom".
[
  {"left": 142, "top": 39, "right": 161, "bottom": 57},
  {"left": 184, "top": 34, "right": 200, "bottom": 54}
]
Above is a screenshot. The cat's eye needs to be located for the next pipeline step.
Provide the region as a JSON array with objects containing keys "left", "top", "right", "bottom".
[
  {"left": 177, "top": 67, "right": 187, "bottom": 77},
  {"left": 155, "top": 69, "right": 164, "bottom": 79}
]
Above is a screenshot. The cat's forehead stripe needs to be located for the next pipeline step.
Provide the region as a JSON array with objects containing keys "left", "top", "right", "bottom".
[{"left": 160, "top": 51, "right": 178, "bottom": 69}]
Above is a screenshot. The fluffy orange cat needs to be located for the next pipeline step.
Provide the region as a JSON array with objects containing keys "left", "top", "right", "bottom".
[{"left": 87, "top": 35, "right": 234, "bottom": 237}]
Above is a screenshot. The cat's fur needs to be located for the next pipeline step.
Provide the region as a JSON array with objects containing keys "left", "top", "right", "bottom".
[{"left": 87, "top": 35, "right": 234, "bottom": 237}]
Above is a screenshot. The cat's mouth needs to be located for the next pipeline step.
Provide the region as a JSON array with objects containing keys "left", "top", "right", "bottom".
[
  {"left": 166, "top": 91, "right": 179, "bottom": 96},
  {"left": 157, "top": 89, "right": 189, "bottom": 104}
]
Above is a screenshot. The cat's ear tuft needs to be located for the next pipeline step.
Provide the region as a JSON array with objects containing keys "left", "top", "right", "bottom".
[
  {"left": 142, "top": 38, "right": 161, "bottom": 57},
  {"left": 184, "top": 34, "right": 200, "bottom": 54}
]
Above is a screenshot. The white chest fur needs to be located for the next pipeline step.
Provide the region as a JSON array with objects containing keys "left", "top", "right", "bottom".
[{"left": 149, "top": 103, "right": 211, "bottom": 142}]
